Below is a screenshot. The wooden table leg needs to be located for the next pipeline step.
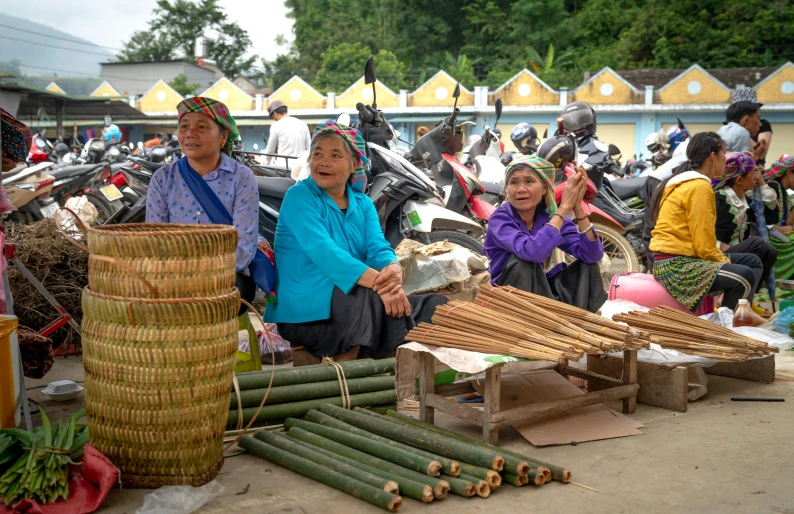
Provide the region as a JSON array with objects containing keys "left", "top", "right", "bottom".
[
  {"left": 482, "top": 366, "right": 502, "bottom": 444},
  {"left": 419, "top": 353, "right": 436, "bottom": 425},
  {"left": 622, "top": 349, "right": 638, "bottom": 414}
]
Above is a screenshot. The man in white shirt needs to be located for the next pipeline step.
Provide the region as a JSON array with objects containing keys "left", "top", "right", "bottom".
[{"left": 263, "top": 99, "right": 311, "bottom": 167}]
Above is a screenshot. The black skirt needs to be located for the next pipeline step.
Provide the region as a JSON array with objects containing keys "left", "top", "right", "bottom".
[
  {"left": 496, "top": 255, "right": 607, "bottom": 313},
  {"left": 277, "top": 286, "right": 448, "bottom": 359}
]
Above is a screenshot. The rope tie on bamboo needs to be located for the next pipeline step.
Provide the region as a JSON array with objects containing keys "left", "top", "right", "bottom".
[
  {"left": 420, "top": 324, "right": 438, "bottom": 342},
  {"left": 232, "top": 375, "right": 244, "bottom": 430},
  {"left": 322, "top": 357, "right": 352, "bottom": 409}
]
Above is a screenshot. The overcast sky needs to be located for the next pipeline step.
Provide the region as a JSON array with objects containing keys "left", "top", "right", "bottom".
[{"left": 3, "top": 0, "right": 293, "bottom": 62}]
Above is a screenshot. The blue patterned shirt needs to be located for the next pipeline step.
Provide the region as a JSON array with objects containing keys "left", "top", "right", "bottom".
[{"left": 146, "top": 154, "right": 259, "bottom": 272}]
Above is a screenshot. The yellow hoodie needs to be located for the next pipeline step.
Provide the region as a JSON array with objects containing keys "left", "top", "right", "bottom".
[{"left": 649, "top": 171, "right": 730, "bottom": 264}]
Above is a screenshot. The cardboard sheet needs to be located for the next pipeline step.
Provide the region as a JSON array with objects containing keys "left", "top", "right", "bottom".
[{"left": 472, "top": 370, "right": 644, "bottom": 446}]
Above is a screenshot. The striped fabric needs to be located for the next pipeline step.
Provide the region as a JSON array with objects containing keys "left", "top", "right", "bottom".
[
  {"left": 711, "top": 152, "right": 755, "bottom": 191},
  {"left": 177, "top": 97, "right": 240, "bottom": 155},
  {"left": 765, "top": 154, "right": 794, "bottom": 182},
  {"left": 652, "top": 255, "right": 723, "bottom": 311}
]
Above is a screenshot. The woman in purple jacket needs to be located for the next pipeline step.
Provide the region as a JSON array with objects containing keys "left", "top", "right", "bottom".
[{"left": 484, "top": 156, "right": 607, "bottom": 312}]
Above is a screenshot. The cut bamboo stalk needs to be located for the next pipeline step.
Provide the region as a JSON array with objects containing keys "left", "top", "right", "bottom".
[
  {"left": 284, "top": 418, "right": 442, "bottom": 476},
  {"left": 305, "top": 409, "right": 460, "bottom": 477},
  {"left": 227, "top": 389, "right": 397, "bottom": 426},
  {"left": 288, "top": 427, "right": 450, "bottom": 500},
  {"left": 321, "top": 405, "right": 505, "bottom": 472},
  {"left": 439, "top": 474, "right": 477, "bottom": 497},
  {"left": 252, "top": 429, "right": 398, "bottom": 494},
  {"left": 231, "top": 376, "right": 395, "bottom": 408},
  {"left": 528, "top": 467, "right": 547, "bottom": 486},
  {"left": 236, "top": 358, "right": 395, "bottom": 391},
  {"left": 456, "top": 462, "right": 501, "bottom": 489},
  {"left": 282, "top": 433, "right": 435, "bottom": 503},
  {"left": 238, "top": 436, "right": 402, "bottom": 512},
  {"left": 500, "top": 472, "right": 528, "bottom": 487},
  {"left": 458, "top": 473, "right": 490, "bottom": 498},
  {"left": 385, "top": 410, "right": 571, "bottom": 483}
]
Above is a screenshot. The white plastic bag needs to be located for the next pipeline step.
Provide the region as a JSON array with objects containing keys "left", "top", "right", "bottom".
[{"left": 135, "top": 480, "right": 224, "bottom": 514}]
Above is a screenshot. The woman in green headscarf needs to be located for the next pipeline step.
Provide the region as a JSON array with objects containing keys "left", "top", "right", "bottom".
[
  {"left": 483, "top": 156, "right": 606, "bottom": 312},
  {"left": 764, "top": 155, "right": 794, "bottom": 280}
]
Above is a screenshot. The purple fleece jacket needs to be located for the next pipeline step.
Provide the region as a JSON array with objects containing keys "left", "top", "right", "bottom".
[{"left": 484, "top": 202, "right": 604, "bottom": 284}]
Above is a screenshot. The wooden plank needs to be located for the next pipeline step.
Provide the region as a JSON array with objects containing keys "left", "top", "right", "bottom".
[
  {"left": 419, "top": 353, "right": 436, "bottom": 425},
  {"left": 561, "top": 365, "right": 623, "bottom": 385},
  {"left": 622, "top": 350, "right": 638, "bottom": 414},
  {"left": 482, "top": 366, "right": 502, "bottom": 444},
  {"left": 490, "top": 383, "right": 639, "bottom": 429},
  {"left": 588, "top": 355, "right": 688, "bottom": 413},
  {"left": 435, "top": 382, "right": 476, "bottom": 397},
  {"left": 424, "top": 393, "right": 485, "bottom": 425},
  {"left": 705, "top": 355, "right": 775, "bottom": 383}
]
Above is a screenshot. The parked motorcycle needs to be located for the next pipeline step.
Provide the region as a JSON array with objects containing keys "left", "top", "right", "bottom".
[
  {"left": 465, "top": 100, "right": 507, "bottom": 207},
  {"left": 3, "top": 162, "right": 57, "bottom": 224}
]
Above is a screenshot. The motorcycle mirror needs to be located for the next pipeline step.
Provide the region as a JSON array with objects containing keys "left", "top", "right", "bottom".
[
  {"left": 543, "top": 128, "right": 548, "bottom": 139},
  {"left": 451, "top": 83, "right": 461, "bottom": 113},
  {"left": 608, "top": 143, "right": 621, "bottom": 156},
  {"left": 677, "top": 116, "right": 685, "bottom": 129},
  {"left": 336, "top": 112, "right": 352, "bottom": 126},
  {"left": 495, "top": 98, "right": 502, "bottom": 125},
  {"left": 364, "top": 56, "right": 378, "bottom": 109},
  {"left": 104, "top": 115, "right": 112, "bottom": 127}
]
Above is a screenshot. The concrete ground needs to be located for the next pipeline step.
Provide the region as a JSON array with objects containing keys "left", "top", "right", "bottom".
[{"left": 24, "top": 354, "right": 794, "bottom": 514}]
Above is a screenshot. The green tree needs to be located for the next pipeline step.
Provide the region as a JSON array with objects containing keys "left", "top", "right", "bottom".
[
  {"left": 117, "top": 0, "right": 257, "bottom": 78},
  {"left": 0, "top": 59, "right": 23, "bottom": 77},
  {"left": 439, "top": 52, "right": 481, "bottom": 89},
  {"left": 168, "top": 73, "right": 201, "bottom": 96},
  {"left": 314, "top": 43, "right": 405, "bottom": 93}
]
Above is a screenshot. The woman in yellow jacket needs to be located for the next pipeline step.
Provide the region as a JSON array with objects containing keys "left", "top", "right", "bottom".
[{"left": 649, "top": 132, "right": 763, "bottom": 312}]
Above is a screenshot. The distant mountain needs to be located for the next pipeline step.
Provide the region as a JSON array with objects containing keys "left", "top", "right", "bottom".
[{"left": 0, "top": 13, "right": 114, "bottom": 78}]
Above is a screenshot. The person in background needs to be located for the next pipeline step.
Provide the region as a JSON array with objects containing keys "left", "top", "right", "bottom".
[
  {"left": 733, "top": 87, "right": 773, "bottom": 165},
  {"left": 649, "top": 133, "right": 764, "bottom": 315},
  {"left": 263, "top": 99, "right": 311, "bottom": 168},
  {"left": 712, "top": 152, "right": 778, "bottom": 314},
  {"left": 763, "top": 155, "right": 794, "bottom": 280},
  {"left": 146, "top": 97, "right": 259, "bottom": 314},
  {"left": 266, "top": 122, "right": 447, "bottom": 361},
  {"left": 484, "top": 156, "right": 606, "bottom": 312},
  {"left": 716, "top": 100, "right": 766, "bottom": 160}
]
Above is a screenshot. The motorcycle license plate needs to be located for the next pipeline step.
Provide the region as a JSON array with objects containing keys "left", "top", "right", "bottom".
[
  {"left": 40, "top": 202, "right": 60, "bottom": 219},
  {"left": 100, "top": 184, "right": 123, "bottom": 201}
]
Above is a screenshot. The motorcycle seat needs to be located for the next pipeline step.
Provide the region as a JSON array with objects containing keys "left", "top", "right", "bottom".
[
  {"left": 482, "top": 181, "right": 502, "bottom": 195},
  {"left": 49, "top": 164, "right": 102, "bottom": 180},
  {"left": 609, "top": 176, "right": 647, "bottom": 200},
  {"left": 130, "top": 159, "right": 167, "bottom": 172},
  {"left": 256, "top": 176, "right": 296, "bottom": 199}
]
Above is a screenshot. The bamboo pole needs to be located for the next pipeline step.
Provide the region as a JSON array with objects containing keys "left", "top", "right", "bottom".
[
  {"left": 227, "top": 390, "right": 397, "bottom": 426},
  {"left": 252, "top": 429, "right": 399, "bottom": 494},
  {"left": 321, "top": 404, "right": 506, "bottom": 472},
  {"left": 238, "top": 437, "right": 402, "bottom": 512},
  {"left": 457, "top": 462, "right": 502, "bottom": 489},
  {"left": 528, "top": 467, "right": 547, "bottom": 486},
  {"left": 385, "top": 410, "right": 571, "bottom": 484},
  {"left": 500, "top": 472, "right": 529, "bottom": 487},
  {"left": 458, "top": 473, "right": 490, "bottom": 498},
  {"left": 231, "top": 376, "right": 395, "bottom": 408},
  {"left": 288, "top": 427, "right": 450, "bottom": 500},
  {"left": 282, "top": 433, "right": 435, "bottom": 503},
  {"left": 236, "top": 358, "right": 396, "bottom": 391},
  {"left": 284, "top": 418, "right": 443, "bottom": 476},
  {"left": 305, "top": 409, "right": 461, "bottom": 477}
]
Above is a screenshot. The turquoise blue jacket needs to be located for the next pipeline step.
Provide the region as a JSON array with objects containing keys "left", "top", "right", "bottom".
[{"left": 264, "top": 177, "right": 397, "bottom": 323}]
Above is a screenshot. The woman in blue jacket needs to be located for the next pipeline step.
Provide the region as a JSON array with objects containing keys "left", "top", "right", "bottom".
[{"left": 265, "top": 122, "right": 447, "bottom": 360}]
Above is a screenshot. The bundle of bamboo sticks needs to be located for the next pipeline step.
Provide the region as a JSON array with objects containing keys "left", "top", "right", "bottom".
[
  {"left": 613, "top": 305, "right": 777, "bottom": 361},
  {"left": 405, "top": 285, "right": 651, "bottom": 362}
]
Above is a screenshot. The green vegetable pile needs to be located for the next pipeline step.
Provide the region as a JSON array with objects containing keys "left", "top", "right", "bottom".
[{"left": 0, "top": 409, "right": 88, "bottom": 506}]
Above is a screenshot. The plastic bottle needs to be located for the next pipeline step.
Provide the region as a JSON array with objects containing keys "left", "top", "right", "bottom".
[{"left": 733, "top": 299, "right": 755, "bottom": 327}]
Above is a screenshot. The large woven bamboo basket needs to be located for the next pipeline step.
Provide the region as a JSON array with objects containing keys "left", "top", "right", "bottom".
[
  {"left": 81, "top": 287, "right": 239, "bottom": 488},
  {"left": 86, "top": 224, "right": 238, "bottom": 299}
]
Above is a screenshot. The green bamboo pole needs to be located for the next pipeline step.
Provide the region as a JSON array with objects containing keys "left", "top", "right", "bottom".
[
  {"left": 284, "top": 418, "right": 442, "bottom": 476},
  {"left": 288, "top": 426, "right": 450, "bottom": 500},
  {"left": 305, "top": 410, "right": 460, "bottom": 477},
  {"left": 238, "top": 436, "right": 402, "bottom": 512},
  {"left": 458, "top": 462, "right": 501, "bottom": 489},
  {"left": 231, "top": 376, "right": 395, "bottom": 408},
  {"left": 458, "top": 473, "right": 490, "bottom": 498},
  {"left": 438, "top": 474, "right": 476, "bottom": 497},
  {"left": 368, "top": 404, "right": 397, "bottom": 415},
  {"left": 236, "top": 358, "right": 395, "bottom": 390},
  {"left": 251, "top": 430, "right": 398, "bottom": 494},
  {"left": 528, "top": 467, "right": 549, "bottom": 486},
  {"left": 385, "top": 410, "right": 570, "bottom": 482},
  {"left": 500, "top": 472, "right": 528, "bottom": 487},
  {"left": 284, "top": 433, "right": 435, "bottom": 503},
  {"left": 320, "top": 405, "right": 504, "bottom": 472},
  {"left": 227, "top": 390, "right": 397, "bottom": 427}
]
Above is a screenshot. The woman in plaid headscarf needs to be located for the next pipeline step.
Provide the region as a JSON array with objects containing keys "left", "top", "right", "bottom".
[
  {"left": 764, "top": 155, "right": 794, "bottom": 279},
  {"left": 146, "top": 97, "right": 258, "bottom": 313},
  {"left": 483, "top": 155, "right": 606, "bottom": 312},
  {"left": 265, "top": 121, "right": 447, "bottom": 360}
]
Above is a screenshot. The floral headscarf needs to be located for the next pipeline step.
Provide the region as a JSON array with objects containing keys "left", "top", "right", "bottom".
[
  {"left": 1, "top": 108, "right": 33, "bottom": 163},
  {"left": 504, "top": 155, "right": 557, "bottom": 214},
  {"left": 310, "top": 121, "right": 370, "bottom": 193},
  {"left": 765, "top": 154, "right": 794, "bottom": 182},
  {"left": 712, "top": 152, "right": 755, "bottom": 190},
  {"left": 176, "top": 97, "right": 239, "bottom": 155}
]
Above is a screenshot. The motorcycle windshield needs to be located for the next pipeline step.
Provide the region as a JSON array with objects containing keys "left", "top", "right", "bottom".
[{"left": 369, "top": 144, "right": 436, "bottom": 191}]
